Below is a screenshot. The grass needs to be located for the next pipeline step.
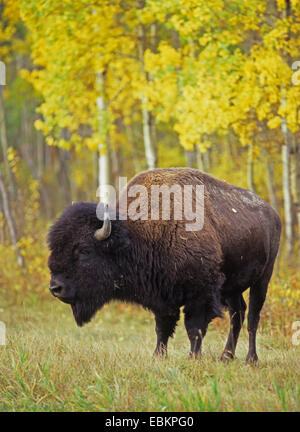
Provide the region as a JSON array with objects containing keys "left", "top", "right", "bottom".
[{"left": 0, "top": 297, "right": 300, "bottom": 412}]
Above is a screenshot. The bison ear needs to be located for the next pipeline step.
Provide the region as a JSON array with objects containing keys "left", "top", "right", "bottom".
[{"left": 94, "top": 220, "right": 131, "bottom": 253}]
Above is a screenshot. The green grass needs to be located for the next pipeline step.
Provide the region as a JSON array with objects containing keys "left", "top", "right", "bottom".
[{"left": 0, "top": 298, "right": 299, "bottom": 412}]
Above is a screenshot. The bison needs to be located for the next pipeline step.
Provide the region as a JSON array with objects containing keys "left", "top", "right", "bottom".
[{"left": 48, "top": 168, "right": 281, "bottom": 363}]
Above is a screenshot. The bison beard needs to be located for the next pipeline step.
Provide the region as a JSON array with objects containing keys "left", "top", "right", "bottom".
[
  {"left": 48, "top": 168, "right": 281, "bottom": 362},
  {"left": 71, "top": 301, "right": 99, "bottom": 327}
]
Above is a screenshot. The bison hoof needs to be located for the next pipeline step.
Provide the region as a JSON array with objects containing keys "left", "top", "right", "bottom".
[
  {"left": 220, "top": 350, "right": 234, "bottom": 362},
  {"left": 189, "top": 352, "right": 201, "bottom": 360},
  {"left": 153, "top": 348, "right": 167, "bottom": 358},
  {"left": 246, "top": 353, "right": 258, "bottom": 365}
]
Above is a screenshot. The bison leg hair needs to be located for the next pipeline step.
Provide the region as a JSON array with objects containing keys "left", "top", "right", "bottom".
[
  {"left": 153, "top": 310, "right": 180, "bottom": 357},
  {"left": 220, "top": 294, "right": 247, "bottom": 362},
  {"left": 184, "top": 304, "right": 210, "bottom": 359}
]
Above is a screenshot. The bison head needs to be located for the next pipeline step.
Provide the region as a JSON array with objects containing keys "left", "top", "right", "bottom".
[{"left": 48, "top": 202, "right": 130, "bottom": 326}]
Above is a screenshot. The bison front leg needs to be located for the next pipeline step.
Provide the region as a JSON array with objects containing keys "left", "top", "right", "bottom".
[
  {"left": 184, "top": 304, "right": 209, "bottom": 359},
  {"left": 153, "top": 311, "right": 180, "bottom": 357}
]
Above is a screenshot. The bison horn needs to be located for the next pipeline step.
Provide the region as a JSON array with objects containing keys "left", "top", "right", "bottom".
[{"left": 94, "top": 204, "right": 111, "bottom": 241}]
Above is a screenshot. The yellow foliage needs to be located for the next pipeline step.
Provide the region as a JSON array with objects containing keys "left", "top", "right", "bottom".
[
  {"left": 18, "top": 0, "right": 300, "bottom": 159},
  {"left": 268, "top": 116, "right": 282, "bottom": 129}
]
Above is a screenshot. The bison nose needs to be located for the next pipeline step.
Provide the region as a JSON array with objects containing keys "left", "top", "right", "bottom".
[{"left": 49, "top": 282, "right": 64, "bottom": 297}]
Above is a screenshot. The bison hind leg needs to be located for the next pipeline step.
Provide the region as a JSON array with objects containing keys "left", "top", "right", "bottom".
[
  {"left": 220, "top": 294, "right": 247, "bottom": 362},
  {"left": 246, "top": 279, "right": 270, "bottom": 364}
]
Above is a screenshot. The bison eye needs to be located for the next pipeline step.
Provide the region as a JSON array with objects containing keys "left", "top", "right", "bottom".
[
  {"left": 73, "top": 246, "right": 91, "bottom": 260},
  {"left": 79, "top": 249, "right": 91, "bottom": 257}
]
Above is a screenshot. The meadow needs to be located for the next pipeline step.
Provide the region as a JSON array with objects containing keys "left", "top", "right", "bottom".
[{"left": 1, "top": 280, "right": 300, "bottom": 412}]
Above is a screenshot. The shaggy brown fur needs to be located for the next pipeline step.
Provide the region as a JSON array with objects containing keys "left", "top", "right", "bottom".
[{"left": 48, "top": 168, "right": 281, "bottom": 362}]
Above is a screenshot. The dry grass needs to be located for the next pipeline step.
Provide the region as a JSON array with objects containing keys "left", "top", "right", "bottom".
[{"left": 0, "top": 297, "right": 299, "bottom": 412}]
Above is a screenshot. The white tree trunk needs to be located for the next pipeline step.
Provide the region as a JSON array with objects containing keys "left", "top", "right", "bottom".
[
  {"left": 141, "top": 96, "right": 156, "bottom": 170},
  {"left": 280, "top": 0, "right": 294, "bottom": 262},
  {"left": 260, "top": 142, "right": 278, "bottom": 212},
  {"left": 281, "top": 115, "right": 293, "bottom": 261},
  {"left": 0, "top": 87, "right": 15, "bottom": 197},
  {"left": 247, "top": 142, "right": 255, "bottom": 192},
  {"left": 0, "top": 167, "right": 23, "bottom": 266},
  {"left": 196, "top": 146, "right": 205, "bottom": 172},
  {"left": 291, "top": 136, "right": 300, "bottom": 268},
  {"left": 96, "top": 72, "right": 110, "bottom": 189},
  {"left": 137, "top": 2, "right": 157, "bottom": 170}
]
